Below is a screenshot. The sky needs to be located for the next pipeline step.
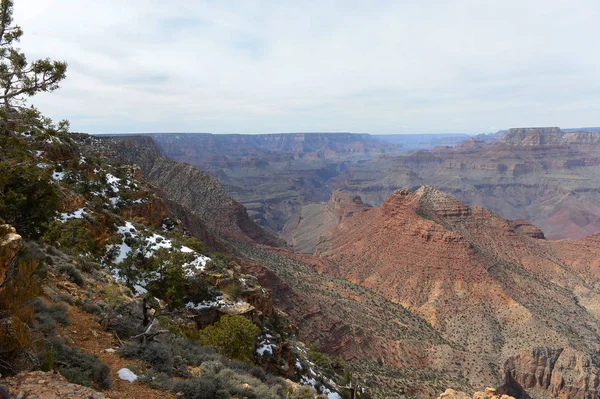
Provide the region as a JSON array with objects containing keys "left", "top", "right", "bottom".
[{"left": 13, "top": 0, "right": 600, "bottom": 135}]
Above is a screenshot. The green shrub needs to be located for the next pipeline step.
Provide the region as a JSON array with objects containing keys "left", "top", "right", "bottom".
[
  {"left": 44, "top": 219, "right": 99, "bottom": 257},
  {"left": 198, "top": 315, "right": 260, "bottom": 363},
  {"left": 32, "top": 299, "right": 69, "bottom": 333},
  {"left": 57, "top": 263, "right": 85, "bottom": 287},
  {"left": 51, "top": 339, "right": 111, "bottom": 390},
  {"left": 0, "top": 161, "right": 61, "bottom": 239},
  {"left": 172, "top": 378, "right": 219, "bottom": 399}
]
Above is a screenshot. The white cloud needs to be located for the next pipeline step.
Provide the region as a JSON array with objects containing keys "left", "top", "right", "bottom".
[{"left": 12, "top": 0, "right": 600, "bottom": 134}]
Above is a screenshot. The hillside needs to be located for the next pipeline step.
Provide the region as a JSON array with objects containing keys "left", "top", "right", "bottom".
[
  {"left": 315, "top": 186, "right": 600, "bottom": 398},
  {"left": 0, "top": 130, "right": 350, "bottom": 399},
  {"left": 73, "top": 134, "right": 283, "bottom": 248}
]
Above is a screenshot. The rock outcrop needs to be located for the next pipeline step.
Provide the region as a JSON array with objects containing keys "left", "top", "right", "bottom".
[
  {"left": 0, "top": 225, "right": 22, "bottom": 294},
  {"left": 504, "top": 347, "right": 600, "bottom": 398},
  {"left": 0, "top": 371, "right": 108, "bottom": 399},
  {"left": 438, "top": 387, "right": 515, "bottom": 399}
]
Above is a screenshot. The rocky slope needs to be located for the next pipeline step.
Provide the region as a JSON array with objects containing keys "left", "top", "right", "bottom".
[
  {"left": 60, "top": 132, "right": 600, "bottom": 398},
  {"left": 1, "top": 130, "right": 351, "bottom": 399},
  {"left": 74, "top": 134, "right": 283, "bottom": 248},
  {"left": 140, "top": 132, "right": 402, "bottom": 235},
  {"left": 334, "top": 127, "right": 600, "bottom": 240},
  {"left": 315, "top": 186, "right": 600, "bottom": 398}
]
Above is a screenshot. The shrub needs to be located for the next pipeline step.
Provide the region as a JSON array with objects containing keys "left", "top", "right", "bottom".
[
  {"left": 51, "top": 339, "right": 112, "bottom": 390},
  {"left": 101, "top": 301, "right": 145, "bottom": 339},
  {"left": 57, "top": 263, "right": 85, "bottom": 287},
  {"left": 144, "top": 249, "right": 189, "bottom": 309},
  {"left": 0, "top": 258, "right": 41, "bottom": 374},
  {"left": 32, "top": 298, "right": 69, "bottom": 333},
  {"left": 0, "top": 161, "right": 61, "bottom": 239},
  {"left": 185, "top": 275, "right": 220, "bottom": 304},
  {"left": 198, "top": 315, "right": 260, "bottom": 363},
  {"left": 172, "top": 377, "right": 219, "bottom": 399},
  {"left": 44, "top": 219, "right": 99, "bottom": 257}
]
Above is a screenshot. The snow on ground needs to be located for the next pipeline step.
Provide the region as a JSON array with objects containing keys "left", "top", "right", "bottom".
[
  {"left": 256, "top": 335, "right": 277, "bottom": 356},
  {"left": 180, "top": 246, "right": 194, "bottom": 253},
  {"left": 37, "top": 163, "right": 49, "bottom": 169},
  {"left": 300, "top": 375, "right": 318, "bottom": 387},
  {"left": 45, "top": 136, "right": 61, "bottom": 144},
  {"left": 185, "top": 297, "right": 248, "bottom": 310},
  {"left": 183, "top": 254, "right": 211, "bottom": 275},
  {"left": 146, "top": 233, "right": 173, "bottom": 251},
  {"left": 133, "top": 284, "right": 147, "bottom": 295},
  {"left": 117, "top": 222, "right": 137, "bottom": 236},
  {"left": 117, "top": 368, "right": 138, "bottom": 382},
  {"left": 299, "top": 375, "right": 342, "bottom": 399},
  {"left": 59, "top": 208, "right": 88, "bottom": 223},
  {"left": 105, "top": 173, "right": 120, "bottom": 192},
  {"left": 52, "top": 171, "right": 65, "bottom": 181},
  {"left": 108, "top": 222, "right": 138, "bottom": 264}
]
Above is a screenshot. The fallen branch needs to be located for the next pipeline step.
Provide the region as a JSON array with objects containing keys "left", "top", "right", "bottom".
[{"left": 131, "top": 319, "right": 168, "bottom": 343}]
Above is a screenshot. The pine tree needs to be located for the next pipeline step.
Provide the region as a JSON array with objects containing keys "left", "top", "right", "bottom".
[{"left": 0, "top": 0, "right": 67, "bottom": 109}]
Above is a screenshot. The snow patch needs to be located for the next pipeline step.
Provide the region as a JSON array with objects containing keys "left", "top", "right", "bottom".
[
  {"left": 117, "top": 368, "right": 138, "bottom": 382},
  {"left": 105, "top": 173, "right": 120, "bottom": 192},
  {"left": 183, "top": 254, "right": 210, "bottom": 275},
  {"left": 185, "top": 297, "right": 247, "bottom": 310},
  {"left": 146, "top": 233, "right": 172, "bottom": 251},
  {"left": 59, "top": 208, "right": 88, "bottom": 223},
  {"left": 257, "top": 335, "right": 277, "bottom": 356},
  {"left": 52, "top": 171, "right": 65, "bottom": 181}
]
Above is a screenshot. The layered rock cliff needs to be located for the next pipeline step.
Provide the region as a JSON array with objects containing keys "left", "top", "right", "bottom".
[
  {"left": 315, "top": 186, "right": 600, "bottom": 398},
  {"left": 74, "top": 135, "right": 283, "bottom": 248},
  {"left": 334, "top": 127, "right": 600, "bottom": 240}
]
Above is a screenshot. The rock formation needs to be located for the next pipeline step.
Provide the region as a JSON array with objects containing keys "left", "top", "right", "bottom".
[
  {"left": 315, "top": 186, "right": 600, "bottom": 397},
  {"left": 0, "top": 371, "right": 108, "bottom": 399},
  {"left": 0, "top": 225, "right": 21, "bottom": 294},
  {"left": 438, "top": 387, "right": 515, "bottom": 399},
  {"left": 334, "top": 127, "right": 600, "bottom": 240}
]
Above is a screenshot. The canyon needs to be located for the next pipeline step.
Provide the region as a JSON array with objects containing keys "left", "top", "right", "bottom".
[
  {"left": 143, "top": 128, "right": 600, "bottom": 249},
  {"left": 93, "top": 130, "right": 600, "bottom": 398}
]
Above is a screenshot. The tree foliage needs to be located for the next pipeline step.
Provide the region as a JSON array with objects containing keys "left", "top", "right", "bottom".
[
  {"left": 0, "top": 160, "right": 61, "bottom": 238},
  {"left": 0, "top": 0, "right": 67, "bottom": 109},
  {"left": 198, "top": 315, "right": 260, "bottom": 363}
]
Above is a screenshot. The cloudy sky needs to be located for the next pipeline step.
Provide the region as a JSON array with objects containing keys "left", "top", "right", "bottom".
[{"left": 14, "top": 1, "right": 600, "bottom": 134}]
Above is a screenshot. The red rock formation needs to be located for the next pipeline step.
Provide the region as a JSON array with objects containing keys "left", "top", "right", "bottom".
[
  {"left": 118, "top": 194, "right": 167, "bottom": 228},
  {"left": 315, "top": 187, "right": 600, "bottom": 398}
]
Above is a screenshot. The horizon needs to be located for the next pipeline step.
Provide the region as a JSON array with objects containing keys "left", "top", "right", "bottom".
[{"left": 16, "top": 1, "right": 600, "bottom": 134}]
